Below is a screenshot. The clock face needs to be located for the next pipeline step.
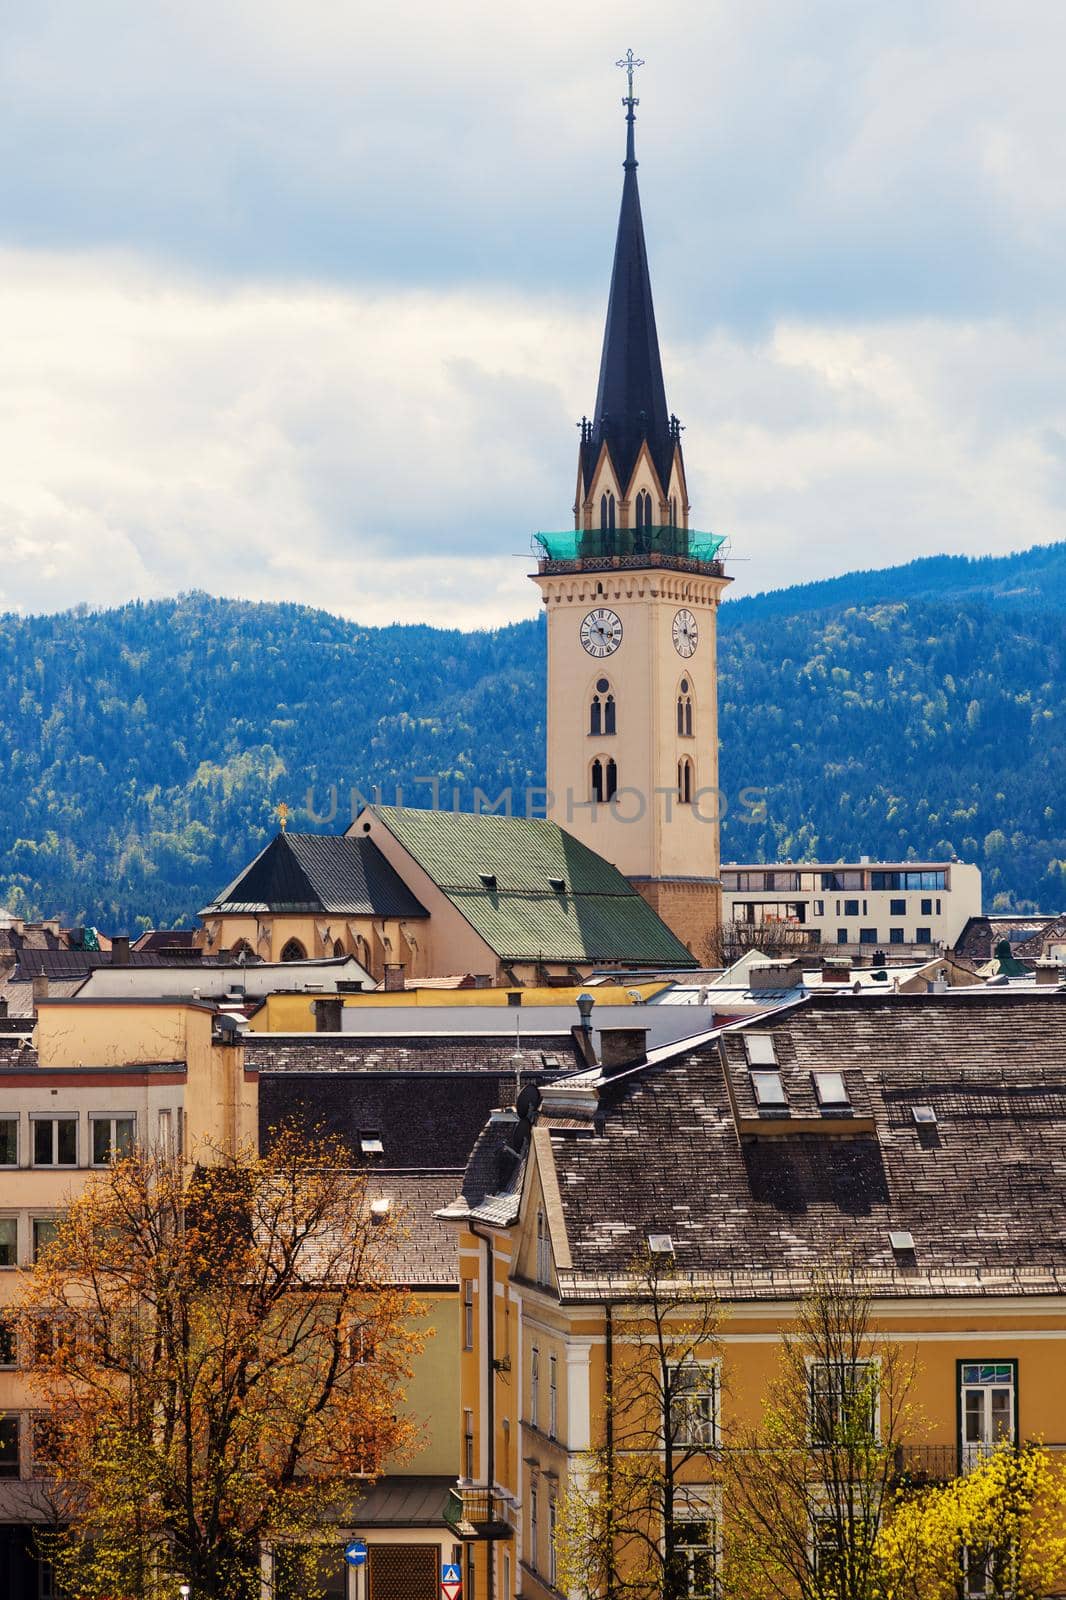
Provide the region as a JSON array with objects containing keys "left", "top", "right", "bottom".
[
  {"left": 672, "top": 608, "right": 699, "bottom": 658},
  {"left": 580, "top": 608, "right": 623, "bottom": 658}
]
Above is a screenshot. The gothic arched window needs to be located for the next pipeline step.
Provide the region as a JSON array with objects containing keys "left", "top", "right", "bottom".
[
  {"left": 636, "top": 490, "right": 653, "bottom": 529},
  {"left": 591, "top": 759, "right": 604, "bottom": 805},
  {"left": 591, "top": 678, "right": 616, "bottom": 737},
  {"left": 670, "top": 495, "right": 678, "bottom": 527},
  {"left": 280, "top": 938, "right": 306, "bottom": 962},
  {"left": 677, "top": 678, "right": 693, "bottom": 738},
  {"left": 333, "top": 938, "right": 345, "bottom": 957},
  {"left": 600, "top": 492, "right": 616, "bottom": 531},
  {"left": 677, "top": 757, "right": 694, "bottom": 806},
  {"left": 604, "top": 693, "right": 616, "bottom": 735},
  {"left": 605, "top": 758, "right": 618, "bottom": 801},
  {"left": 590, "top": 696, "right": 602, "bottom": 736}
]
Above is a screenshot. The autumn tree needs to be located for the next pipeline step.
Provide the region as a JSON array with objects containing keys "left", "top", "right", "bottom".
[
  {"left": 18, "top": 1128, "right": 424, "bottom": 1600},
  {"left": 556, "top": 1246, "right": 723, "bottom": 1600},
  {"left": 877, "top": 1441, "right": 1066, "bottom": 1600},
  {"left": 720, "top": 1266, "right": 918, "bottom": 1600}
]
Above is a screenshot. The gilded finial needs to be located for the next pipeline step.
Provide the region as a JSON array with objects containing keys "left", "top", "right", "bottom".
[{"left": 276, "top": 801, "right": 290, "bottom": 832}]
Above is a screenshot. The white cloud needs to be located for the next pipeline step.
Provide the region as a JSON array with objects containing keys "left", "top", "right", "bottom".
[{"left": 1, "top": 248, "right": 1064, "bottom": 625}]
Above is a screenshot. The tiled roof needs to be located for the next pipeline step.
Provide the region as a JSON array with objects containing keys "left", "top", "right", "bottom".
[
  {"left": 246, "top": 1033, "right": 577, "bottom": 1076},
  {"left": 12, "top": 950, "right": 212, "bottom": 979},
  {"left": 258, "top": 1062, "right": 565, "bottom": 1172},
  {"left": 0, "top": 1036, "right": 38, "bottom": 1069},
  {"left": 1015, "top": 915, "right": 1066, "bottom": 958},
  {"left": 203, "top": 832, "right": 428, "bottom": 919},
  {"left": 132, "top": 930, "right": 198, "bottom": 952},
  {"left": 0, "top": 976, "right": 83, "bottom": 1018},
  {"left": 365, "top": 1173, "right": 460, "bottom": 1285},
  {"left": 953, "top": 914, "right": 1058, "bottom": 963},
  {"left": 372, "top": 807, "right": 696, "bottom": 968},
  {"left": 539, "top": 992, "right": 1066, "bottom": 1300}
]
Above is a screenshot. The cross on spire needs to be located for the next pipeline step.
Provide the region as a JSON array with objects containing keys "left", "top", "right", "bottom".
[{"left": 615, "top": 48, "right": 644, "bottom": 168}]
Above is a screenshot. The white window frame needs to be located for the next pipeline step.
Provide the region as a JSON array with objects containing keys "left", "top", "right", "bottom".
[
  {"left": 960, "top": 1361, "right": 1016, "bottom": 1470},
  {"left": 807, "top": 1358, "right": 880, "bottom": 1446},
  {"left": 669, "top": 1360, "right": 720, "bottom": 1449},
  {"left": 463, "top": 1278, "right": 475, "bottom": 1351},
  {"left": 674, "top": 1489, "right": 722, "bottom": 1600},
  {"left": 31, "top": 1216, "right": 60, "bottom": 1263},
  {"left": 535, "top": 1209, "right": 551, "bottom": 1286},
  {"left": 548, "top": 1496, "right": 558, "bottom": 1586},
  {"left": 0, "top": 1115, "right": 17, "bottom": 1167},
  {"left": 463, "top": 1408, "right": 475, "bottom": 1480},
  {"left": 30, "top": 1115, "right": 77, "bottom": 1168},
  {"left": 529, "top": 1482, "right": 539, "bottom": 1572},
  {"left": 89, "top": 1113, "right": 136, "bottom": 1168}
]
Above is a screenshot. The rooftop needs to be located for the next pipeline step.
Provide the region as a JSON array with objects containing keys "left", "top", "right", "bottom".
[{"left": 202, "top": 831, "right": 428, "bottom": 919}]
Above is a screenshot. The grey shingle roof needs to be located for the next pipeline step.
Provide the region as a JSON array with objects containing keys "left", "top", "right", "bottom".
[
  {"left": 203, "top": 832, "right": 427, "bottom": 919},
  {"left": 540, "top": 992, "right": 1066, "bottom": 1300}
]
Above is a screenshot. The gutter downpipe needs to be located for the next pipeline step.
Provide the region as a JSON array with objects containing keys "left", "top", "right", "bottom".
[
  {"left": 605, "top": 1299, "right": 615, "bottom": 1600},
  {"left": 472, "top": 1223, "right": 496, "bottom": 1600}
]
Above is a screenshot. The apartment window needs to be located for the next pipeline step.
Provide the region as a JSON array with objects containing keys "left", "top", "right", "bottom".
[
  {"left": 463, "top": 1408, "right": 475, "bottom": 1480},
  {"left": 530, "top": 1347, "right": 540, "bottom": 1429},
  {"left": 844, "top": 899, "right": 860, "bottom": 917},
  {"left": 503, "top": 1553, "right": 511, "bottom": 1600},
  {"left": 677, "top": 1502, "right": 721, "bottom": 1599},
  {"left": 889, "top": 898, "right": 906, "bottom": 916},
  {"left": 0, "top": 1217, "right": 17, "bottom": 1268},
  {"left": 0, "top": 1117, "right": 16, "bottom": 1166},
  {"left": 462, "top": 1279, "right": 475, "bottom": 1350},
  {"left": 836, "top": 928, "right": 848, "bottom": 945},
  {"left": 548, "top": 1354, "right": 558, "bottom": 1440},
  {"left": 32, "top": 1416, "right": 60, "bottom": 1478},
  {"left": 813, "top": 899, "right": 824, "bottom": 916},
  {"left": 960, "top": 1362, "right": 1016, "bottom": 1469},
  {"left": 670, "top": 1363, "right": 719, "bottom": 1448},
  {"left": 536, "top": 1210, "right": 551, "bottom": 1285},
  {"left": 530, "top": 1484, "right": 539, "bottom": 1571},
  {"left": 91, "top": 1115, "right": 135, "bottom": 1167},
  {"left": 158, "top": 1108, "right": 173, "bottom": 1158},
  {"left": 811, "top": 1510, "right": 847, "bottom": 1591},
  {"left": 0, "top": 1416, "right": 19, "bottom": 1478},
  {"left": 915, "top": 927, "right": 932, "bottom": 944},
  {"left": 31, "top": 1117, "right": 77, "bottom": 1168},
  {"left": 859, "top": 927, "right": 878, "bottom": 944},
  {"left": 936, "top": 898, "right": 942, "bottom": 914},
  {"left": 889, "top": 928, "right": 905, "bottom": 945},
  {"left": 921, "top": 897, "right": 933, "bottom": 916},
  {"left": 32, "top": 1218, "right": 59, "bottom": 1263},
  {"left": 809, "top": 1361, "right": 878, "bottom": 1445},
  {"left": 548, "top": 1498, "right": 558, "bottom": 1586},
  {"left": 0, "top": 1312, "right": 16, "bottom": 1367}
]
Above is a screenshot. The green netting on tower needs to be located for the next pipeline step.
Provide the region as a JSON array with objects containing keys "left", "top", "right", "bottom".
[{"left": 534, "top": 526, "right": 725, "bottom": 563}]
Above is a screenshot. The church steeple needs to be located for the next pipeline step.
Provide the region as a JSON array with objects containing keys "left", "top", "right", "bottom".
[{"left": 584, "top": 51, "right": 677, "bottom": 502}]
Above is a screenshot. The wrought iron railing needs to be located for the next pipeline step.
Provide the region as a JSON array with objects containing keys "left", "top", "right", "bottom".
[{"left": 445, "top": 1485, "right": 514, "bottom": 1539}]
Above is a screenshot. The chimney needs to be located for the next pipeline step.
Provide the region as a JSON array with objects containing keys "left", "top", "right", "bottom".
[
  {"left": 112, "top": 935, "right": 131, "bottom": 966},
  {"left": 1035, "top": 961, "right": 1061, "bottom": 987},
  {"left": 822, "top": 956, "right": 853, "bottom": 984},
  {"left": 383, "top": 962, "right": 406, "bottom": 993},
  {"left": 32, "top": 974, "right": 49, "bottom": 1006},
  {"left": 598, "top": 1026, "right": 649, "bottom": 1074},
  {"left": 749, "top": 958, "right": 804, "bottom": 991},
  {"left": 315, "top": 996, "right": 344, "bottom": 1032}
]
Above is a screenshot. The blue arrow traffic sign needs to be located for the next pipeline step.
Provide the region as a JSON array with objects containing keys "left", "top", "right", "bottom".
[{"left": 345, "top": 1541, "right": 368, "bottom": 1568}]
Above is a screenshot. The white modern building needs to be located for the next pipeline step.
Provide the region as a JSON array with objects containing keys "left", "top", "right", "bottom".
[{"left": 720, "top": 859, "right": 982, "bottom": 956}]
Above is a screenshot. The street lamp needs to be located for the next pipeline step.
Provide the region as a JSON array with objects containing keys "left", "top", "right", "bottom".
[{"left": 179, "top": 1586, "right": 190, "bottom": 1599}]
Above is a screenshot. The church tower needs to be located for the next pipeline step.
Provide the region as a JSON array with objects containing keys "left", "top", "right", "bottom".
[{"left": 531, "top": 55, "right": 731, "bottom": 959}]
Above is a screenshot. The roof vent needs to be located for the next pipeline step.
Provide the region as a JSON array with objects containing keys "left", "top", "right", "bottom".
[
  {"left": 548, "top": 877, "right": 566, "bottom": 894},
  {"left": 647, "top": 1234, "right": 674, "bottom": 1255},
  {"left": 479, "top": 873, "right": 498, "bottom": 890},
  {"left": 911, "top": 1105, "right": 937, "bottom": 1126},
  {"left": 360, "top": 1132, "right": 384, "bottom": 1156},
  {"left": 889, "top": 1230, "right": 915, "bottom": 1253},
  {"left": 369, "top": 1198, "right": 392, "bottom": 1222}
]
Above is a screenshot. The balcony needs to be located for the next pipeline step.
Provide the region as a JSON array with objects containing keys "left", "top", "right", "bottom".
[
  {"left": 533, "top": 527, "right": 726, "bottom": 579},
  {"left": 444, "top": 1484, "right": 515, "bottom": 1541},
  {"left": 890, "top": 1443, "right": 959, "bottom": 1485}
]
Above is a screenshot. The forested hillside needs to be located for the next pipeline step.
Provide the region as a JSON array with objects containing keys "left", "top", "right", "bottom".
[{"left": 1, "top": 542, "right": 1063, "bottom": 929}]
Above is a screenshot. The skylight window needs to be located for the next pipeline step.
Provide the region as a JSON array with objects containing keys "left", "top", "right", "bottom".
[
  {"left": 911, "top": 1105, "right": 937, "bottom": 1126},
  {"left": 744, "top": 1033, "right": 777, "bottom": 1067},
  {"left": 889, "top": 1230, "right": 915, "bottom": 1253},
  {"left": 813, "top": 1071, "right": 850, "bottom": 1109},
  {"left": 647, "top": 1234, "right": 674, "bottom": 1255},
  {"left": 360, "top": 1132, "right": 384, "bottom": 1156},
  {"left": 752, "top": 1071, "right": 788, "bottom": 1109}
]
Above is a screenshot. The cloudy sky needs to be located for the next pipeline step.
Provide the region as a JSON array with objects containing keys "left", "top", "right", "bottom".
[{"left": 2, "top": 0, "right": 1065, "bottom": 626}]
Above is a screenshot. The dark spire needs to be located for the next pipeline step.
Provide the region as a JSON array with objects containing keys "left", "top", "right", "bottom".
[{"left": 588, "top": 52, "right": 674, "bottom": 496}]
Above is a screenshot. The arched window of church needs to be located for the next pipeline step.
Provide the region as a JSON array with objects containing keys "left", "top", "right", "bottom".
[
  {"left": 677, "top": 678, "right": 694, "bottom": 738},
  {"left": 605, "top": 758, "right": 618, "bottom": 801},
  {"left": 333, "top": 938, "right": 345, "bottom": 958},
  {"left": 590, "top": 696, "right": 602, "bottom": 736},
  {"left": 670, "top": 495, "right": 678, "bottom": 527},
  {"left": 591, "top": 678, "right": 615, "bottom": 737},
  {"left": 280, "top": 938, "right": 306, "bottom": 962},
  {"left": 604, "top": 693, "right": 616, "bottom": 735},
  {"left": 600, "top": 492, "right": 616, "bottom": 531},
  {"left": 677, "top": 757, "right": 693, "bottom": 805},
  {"left": 636, "top": 490, "right": 653, "bottom": 530},
  {"left": 591, "top": 759, "right": 604, "bottom": 805},
  {"left": 230, "top": 938, "right": 253, "bottom": 959}
]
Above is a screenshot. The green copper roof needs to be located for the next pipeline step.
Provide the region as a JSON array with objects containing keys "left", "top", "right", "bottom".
[{"left": 370, "top": 807, "right": 697, "bottom": 967}]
